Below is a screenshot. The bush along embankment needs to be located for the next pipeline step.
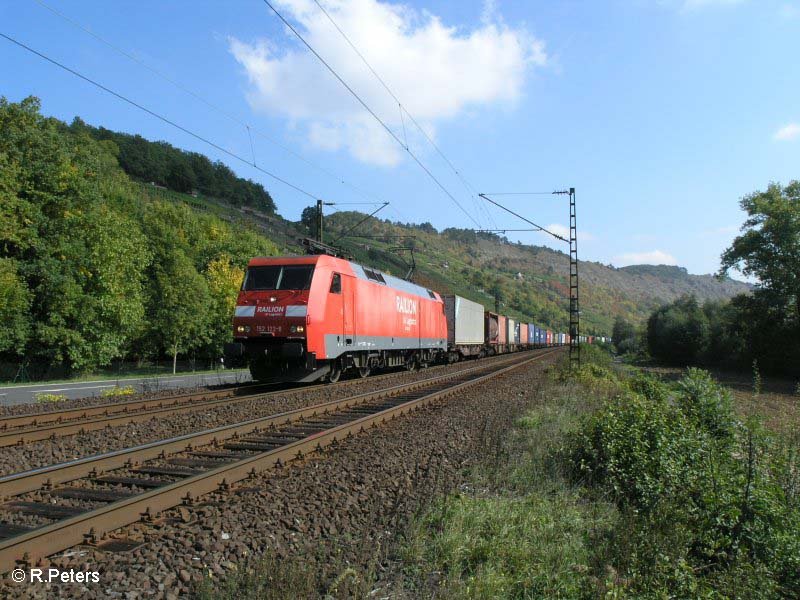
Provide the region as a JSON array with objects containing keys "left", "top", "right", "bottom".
[{"left": 399, "top": 346, "right": 800, "bottom": 599}]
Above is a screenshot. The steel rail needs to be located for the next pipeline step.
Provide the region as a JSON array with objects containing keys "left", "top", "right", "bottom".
[
  {"left": 0, "top": 349, "right": 560, "bottom": 571},
  {"left": 0, "top": 351, "right": 542, "bottom": 498},
  {"left": 0, "top": 352, "right": 526, "bottom": 446}
]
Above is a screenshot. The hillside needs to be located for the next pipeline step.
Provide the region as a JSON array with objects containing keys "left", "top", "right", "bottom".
[
  {"left": 320, "top": 217, "right": 748, "bottom": 335},
  {"left": 49, "top": 106, "right": 751, "bottom": 337},
  {"left": 0, "top": 96, "right": 750, "bottom": 380},
  {"left": 116, "top": 167, "right": 749, "bottom": 336},
  {"left": 183, "top": 202, "right": 749, "bottom": 336}
]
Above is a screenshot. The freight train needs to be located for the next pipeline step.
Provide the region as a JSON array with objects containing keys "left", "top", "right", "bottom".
[{"left": 225, "top": 254, "right": 576, "bottom": 383}]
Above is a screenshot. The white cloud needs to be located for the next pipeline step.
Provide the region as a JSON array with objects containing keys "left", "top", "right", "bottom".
[
  {"left": 774, "top": 123, "right": 800, "bottom": 141},
  {"left": 615, "top": 250, "right": 678, "bottom": 266},
  {"left": 229, "top": 0, "right": 547, "bottom": 166}
]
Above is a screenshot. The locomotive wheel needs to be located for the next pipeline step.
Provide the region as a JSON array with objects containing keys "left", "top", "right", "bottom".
[
  {"left": 357, "top": 366, "right": 371, "bottom": 378},
  {"left": 327, "top": 361, "right": 342, "bottom": 383},
  {"left": 405, "top": 357, "right": 419, "bottom": 372},
  {"left": 248, "top": 355, "right": 270, "bottom": 382}
]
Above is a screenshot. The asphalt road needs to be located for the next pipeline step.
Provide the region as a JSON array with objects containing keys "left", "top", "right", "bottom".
[{"left": 0, "top": 370, "right": 252, "bottom": 405}]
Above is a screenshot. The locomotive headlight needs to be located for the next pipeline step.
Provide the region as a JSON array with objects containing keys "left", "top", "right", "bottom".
[
  {"left": 236, "top": 325, "right": 250, "bottom": 333},
  {"left": 290, "top": 325, "right": 305, "bottom": 333}
]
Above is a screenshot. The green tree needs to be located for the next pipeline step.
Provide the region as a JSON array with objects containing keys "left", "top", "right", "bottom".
[
  {"left": 717, "top": 181, "right": 800, "bottom": 373},
  {"left": 720, "top": 181, "right": 800, "bottom": 317},
  {"left": 1, "top": 96, "right": 285, "bottom": 376},
  {"left": 152, "top": 252, "right": 212, "bottom": 374},
  {"left": 611, "top": 316, "right": 636, "bottom": 350},
  {"left": 647, "top": 296, "right": 710, "bottom": 365},
  {"left": 300, "top": 205, "right": 318, "bottom": 233},
  {"left": 0, "top": 258, "right": 31, "bottom": 355},
  {"left": 1, "top": 97, "right": 151, "bottom": 372},
  {"left": 204, "top": 255, "right": 245, "bottom": 357}
]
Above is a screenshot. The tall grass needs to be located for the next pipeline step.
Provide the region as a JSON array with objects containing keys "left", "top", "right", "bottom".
[{"left": 400, "top": 350, "right": 800, "bottom": 599}]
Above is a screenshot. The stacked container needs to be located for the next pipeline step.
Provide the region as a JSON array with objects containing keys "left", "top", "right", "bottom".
[
  {"left": 444, "top": 295, "right": 484, "bottom": 347},
  {"left": 498, "top": 315, "right": 508, "bottom": 346}
]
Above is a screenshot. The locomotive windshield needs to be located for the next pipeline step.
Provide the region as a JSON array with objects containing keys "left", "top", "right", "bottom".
[{"left": 243, "top": 265, "right": 315, "bottom": 291}]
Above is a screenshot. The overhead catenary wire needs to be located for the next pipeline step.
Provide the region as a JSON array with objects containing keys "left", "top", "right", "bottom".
[
  {"left": 30, "top": 0, "right": 398, "bottom": 212},
  {"left": 0, "top": 31, "right": 320, "bottom": 201},
  {"left": 262, "top": 0, "right": 481, "bottom": 228},
  {"left": 333, "top": 202, "right": 389, "bottom": 244},
  {"left": 310, "top": 0, "right": 496, "bottom": 229},
  {"left": 478, "top": 193, "right": 568, "bottom": 243},
  {"left": 481, "top": 192, "right": 558, "bottom": 196}
]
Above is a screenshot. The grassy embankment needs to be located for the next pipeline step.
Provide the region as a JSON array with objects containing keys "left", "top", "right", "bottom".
[
  {"left": 399, "top": 347, "right": 800, "bottom": 599},
  {"left": 195, "top": 347, "right": 799, "bottom": 598}
]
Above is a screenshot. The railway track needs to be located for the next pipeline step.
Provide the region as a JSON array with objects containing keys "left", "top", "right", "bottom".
[
  {"left": 0, "top": 382, "right": 282, "bottom": 447},
  {"left": 0, "top": 350, "right": 544, "bottom": 447},
  {"left": 0, "top": 348, "right": 560, "bottom": 572}
]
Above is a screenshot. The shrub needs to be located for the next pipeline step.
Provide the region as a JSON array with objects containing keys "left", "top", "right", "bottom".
[
  {"left": 571, "top": 390, "right": 698, "bottom": 510},
  {"left": 101, "top": 385, "right": 136, "bottom": 398},
  {"left": 571, "top": 368, "right": 800, "bottom": 596},
  {"left": 35, "top": 392, "right": 67, "bottom": 403},
  {"left": 626, "top": 372, "right": 669, "bottom": 402},
  {"left": 674, "top": 368, "right": 735, "bottom": 439}
]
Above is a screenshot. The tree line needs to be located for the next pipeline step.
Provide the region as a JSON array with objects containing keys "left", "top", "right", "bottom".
[
  {"left": 613, "top": 181, "right": 800, "bottom": 375},
  {"left": 68, "top": 117, "right": 276, "bottom": 213},
  {"left": 0, "top": 97, "right": 278, "bottom": 377}
]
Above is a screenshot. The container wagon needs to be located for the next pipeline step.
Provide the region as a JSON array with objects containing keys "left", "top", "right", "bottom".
[
  {"left": 485, "top": 312, "right": 506, "bottom": 355},
  {"left": 443, "top": 295, "right": 486, "bottom": 361},
  {"left": 498, "top": 314, "right": 508, "bottom": 353}
]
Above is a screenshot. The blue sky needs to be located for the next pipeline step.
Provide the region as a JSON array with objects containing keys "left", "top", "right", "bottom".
[{"left": 2, "top": 0, "right": 799, "bottom": 277}]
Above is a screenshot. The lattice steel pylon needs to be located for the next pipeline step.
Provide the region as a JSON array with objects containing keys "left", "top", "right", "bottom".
[{"left": 568, "top": 188, "right": 580, "bottom": 370}]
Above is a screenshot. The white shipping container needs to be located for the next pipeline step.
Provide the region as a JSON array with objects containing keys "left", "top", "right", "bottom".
[
  {"left": 506, "top": 318, "right": 516, "bottom": 345},
  {"left": 443, "top": 295, "right": 485, "bottom": 346}
]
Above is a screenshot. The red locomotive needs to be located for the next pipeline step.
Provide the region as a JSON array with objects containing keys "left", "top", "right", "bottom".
[{"left": 225, "top": 255, "right": 447, "bottom": 382}]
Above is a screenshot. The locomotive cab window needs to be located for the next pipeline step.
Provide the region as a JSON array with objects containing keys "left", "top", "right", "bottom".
[
  {"left": 243, "top": 265, "right": 315, "bottom": 291},
  {"left": 329, "top": 273, "right": 341, "bottom": 294}
]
